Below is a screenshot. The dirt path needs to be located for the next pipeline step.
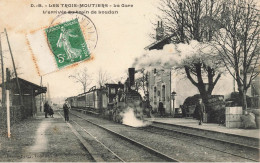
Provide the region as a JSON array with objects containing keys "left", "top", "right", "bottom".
[
  {"left": 21, "top": 120, "right": 51, "bottom": 162},
  {"left": 0, "top": 111, "right": 93, "bottom": 162}
]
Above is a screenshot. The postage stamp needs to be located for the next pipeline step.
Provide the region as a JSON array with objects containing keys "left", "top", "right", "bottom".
[{"left": 45, "top": 18, "right": 90, "bottom": 68}]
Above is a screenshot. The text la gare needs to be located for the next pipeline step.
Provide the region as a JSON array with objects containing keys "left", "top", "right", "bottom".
[{"left": 114, "top": 4, "right": 133, "bottom": 7}]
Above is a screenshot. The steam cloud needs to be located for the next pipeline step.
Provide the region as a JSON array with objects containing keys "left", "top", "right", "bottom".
[
  {"left": 121, "top": 107, "right": 151, "bottom": 127},
  {"left": 132, "top": 40, "right": 219, "bottom": 71}
]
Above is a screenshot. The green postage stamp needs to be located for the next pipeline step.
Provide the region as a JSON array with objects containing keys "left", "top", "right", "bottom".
[{"left": 45, "top": 19, "right": 90, "bottom": 68}]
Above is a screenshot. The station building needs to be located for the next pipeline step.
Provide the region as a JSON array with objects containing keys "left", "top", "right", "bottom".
[
  {"left": 144, "top": 22, "right": 175, "bottom": 115},
  {"left": 144, "top": 22, "right": 260, "bottom": 115},
  {"left": 0, "top": 77, "right": 46, "bottom": 127}
]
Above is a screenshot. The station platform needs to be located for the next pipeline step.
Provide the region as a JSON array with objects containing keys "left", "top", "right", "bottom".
[
  {"left": 145, "top": 117, "right": 260, "bottom": 139},
  {"left": 0, "top": 111, "right": 93, "bottom": 162}
]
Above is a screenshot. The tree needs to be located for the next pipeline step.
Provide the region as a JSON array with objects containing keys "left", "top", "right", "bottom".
[
  {"left": 68, "top": 67, "right": 92, "bottom": 93},
  {"left": 158, "top": 0, "right": 223, "bottom": 42},
  {"left": 213, "top": 0, "right": 260, "bottom": 110},
  {"left": 156, "top": 0, "right": 224, "bottom": 103},
  {"left": 174, "top": 41, "right": 224, "bottom": 103},
  {"left": 135, "top": 68, "right": 149, "bottom": 97},
  {"left": 97, "top": 69, "right": 111, "bottom": 88}
]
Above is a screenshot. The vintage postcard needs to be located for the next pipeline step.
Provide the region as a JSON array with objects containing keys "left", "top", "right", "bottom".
[{"left": 0, "top": 0, "right": 259, "bottom": 162}]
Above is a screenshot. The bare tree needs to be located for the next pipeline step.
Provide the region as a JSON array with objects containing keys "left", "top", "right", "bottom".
[
  {"left": 213, "top": 0, "right": 260, "bottom": 110},
  {"left": 68, "top": 67, "right": 92, "bottom": 93},
  {"left": 174, "top": 43, "right": 224, "bottom": 103},
  {"left": 156, "top": 0, "right": 224, "bottom": 104},
  {"left": 135, "top": 69, "right": 149, "bottom": 97},
  {"left": 158, "top": 0, "right": 223, "bottom": 42},
  {"left": 97, "top": 69, "right": 111, "bottom": 88}
]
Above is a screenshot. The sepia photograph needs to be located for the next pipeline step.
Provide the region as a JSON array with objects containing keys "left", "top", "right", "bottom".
[{"left": 0, "top": 0, "right": 259, "bottom": 162}]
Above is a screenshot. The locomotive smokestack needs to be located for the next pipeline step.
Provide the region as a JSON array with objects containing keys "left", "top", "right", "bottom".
[{"left": 128, "top": 68, "right": 135, "bottom": 87}]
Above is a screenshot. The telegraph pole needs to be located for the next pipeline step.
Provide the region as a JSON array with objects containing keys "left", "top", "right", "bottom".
[
  {"left": 170, "top": 69, "right": 172, "bottom": 116},
  {"left": 40, "top": 76, "right": 42, "bottom": 112},
  {"left": 6, "top": 89, "right": 10, "bottom": 138},
  {"left": 0, "top": 34, "right": 5, "bottom": 106},
  {"left": 4, "top": 28, "right": 23, "bottom": 105},
  {"left": 6, "top": 68, "right": 11, "bottom": 138}
]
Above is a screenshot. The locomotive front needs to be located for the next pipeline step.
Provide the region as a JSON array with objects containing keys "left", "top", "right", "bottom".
[{"left": 112, "top": 68, "right": 144, "bottom": 123}]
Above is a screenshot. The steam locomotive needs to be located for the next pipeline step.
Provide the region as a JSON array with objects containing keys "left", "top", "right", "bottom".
[{"left": 66, "top": 68, "right": 144, "bottom": 123}]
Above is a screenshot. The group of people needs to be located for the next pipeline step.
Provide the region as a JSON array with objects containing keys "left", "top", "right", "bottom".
[
  {"left": 156, "top": 97, "right": 206, "bottom": 125},
  {"left": 43, "top": 100, "right": 71, "bottom": 122},
  {"left": 44, "top": 101, "right": 54, "bottom": 118}
]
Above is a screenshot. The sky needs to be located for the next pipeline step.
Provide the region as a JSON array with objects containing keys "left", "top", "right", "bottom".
[{"left": 0, "top": 0, "right": 159, "bottom": 99}]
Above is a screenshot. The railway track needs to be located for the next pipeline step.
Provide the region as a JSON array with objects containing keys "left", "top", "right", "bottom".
[
  {"left": 138, "top": 123, "right": 259, "bottom": 162},
  {"left": 61, "top": 112, "right": 179, "bottom": 162},
  {"left": 151, "top": 121, "right": 259, "bottom": 148},
  {"left": 68, "top": 110, "right": 259, "bottom": 162},
  {"left": 71, "top": 119, "right": 125, "bottom": 162}
]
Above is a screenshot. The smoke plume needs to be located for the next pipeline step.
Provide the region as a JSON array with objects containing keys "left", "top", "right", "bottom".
[
  {"left": 121, "top": 107, "right": 151, "bottom": 127},
  {"left": 132, "top": 40, "right": 219, "bottom": 71}
]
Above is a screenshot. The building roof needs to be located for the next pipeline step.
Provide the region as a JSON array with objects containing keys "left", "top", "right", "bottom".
[
  {"left": 0, "top": 77, "right": 47, "bottom": 96},
  {"left": 145, "top": 34, "right": 176, "bottom": 50}
]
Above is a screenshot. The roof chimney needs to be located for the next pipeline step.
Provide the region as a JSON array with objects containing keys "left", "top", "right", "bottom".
[{"left": 156, "top": 21, "right": 164, "bottom": 41}]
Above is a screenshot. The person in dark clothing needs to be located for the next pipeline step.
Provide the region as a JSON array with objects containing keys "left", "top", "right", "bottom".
[
  {"left": 63, "top": 101, "right": 71, "bottom": 122},
  {"left": 195, "top": 98, "right": 206, "bottom": 125},
  {"left": 49, "top": 106, "right": 54, "bottom": 118},
  {"left": 44, "top": 101, "right": 50, "bottom": 118},
  {"left": 158, "top": 101, "right": 164, "bottom": 117}
]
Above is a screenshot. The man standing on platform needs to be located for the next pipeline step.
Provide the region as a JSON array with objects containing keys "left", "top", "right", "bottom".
[
  {"left": 63, "top": 101, "right": 71, "bottom": 122},
  {"left": 195, "top": 98, "right": 206, "bottom": 125},
  {"left": 44, "top": 101, "right": 49, "bottom": 118}
]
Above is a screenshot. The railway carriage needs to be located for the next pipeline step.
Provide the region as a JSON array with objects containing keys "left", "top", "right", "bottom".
[
  {"left": 77, "top": 93, "right": 86, "bottom": 108},
  {"left": 67, "top": 96, "right": 77, "bottom": 108},
  {"left": 76, "top": 87, "right": 104, "bottom": 111}
]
